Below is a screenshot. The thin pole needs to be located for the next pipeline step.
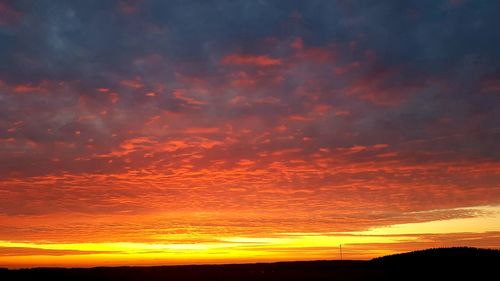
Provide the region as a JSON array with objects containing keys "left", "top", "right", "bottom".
[{"left": 340, "top": 244, "right": 343, "bottom": 261}]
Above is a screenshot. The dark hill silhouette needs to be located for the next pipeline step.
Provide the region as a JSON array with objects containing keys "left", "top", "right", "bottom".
[
  {"left": 370, "top": 247, "right": 500, "bottom": 280},
  {"left": 372, "top": 246, "right": 500, "bottom": 263},
  {"left": 1, "top": 247, "right": 499, "bottom": 280}
]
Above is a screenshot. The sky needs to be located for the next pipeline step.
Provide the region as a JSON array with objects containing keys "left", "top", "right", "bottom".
[{"left": 0, "top": 0, "right": 499, "bottom": 268}]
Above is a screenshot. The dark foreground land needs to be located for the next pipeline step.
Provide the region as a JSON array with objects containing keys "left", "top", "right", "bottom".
[{"left": 1, "top": 247, "right": 499, "bottom": 281}]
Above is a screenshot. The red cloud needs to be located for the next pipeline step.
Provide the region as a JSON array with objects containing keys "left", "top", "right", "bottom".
[
  {"left": 9, "top": 81, "right": 51, "bottom": 94},
  {"left": 346, "top": 67, "right": 423, "bottom": 106},
  {"left": 13, "top": 84, "right": 41, "bottom": 93},
  {"left": 0, "top": 2, "right": 23, "bottom": 26},
  {"left": 117, "top": 0, "right": 139, "bottom": 15},
  {"left": 296, "top": 47, "right": 335, "bottom": 63},
  {"left": 481, "top": 74, "right": 500, "bottom": 94},
  {"left": 291, "top": 37, "right": 304, "bottom": 50},
  {"left": 222, "top": 54, "right": 282, "bottom": 66},
  {"left": 120, "top": 78, "right": 144, "bottom": 89}
]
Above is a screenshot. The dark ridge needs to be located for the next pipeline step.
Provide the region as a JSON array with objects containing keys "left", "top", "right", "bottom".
[
  {"left": 369, "top": 247, "right": 500, "bottom": 280},
  {"left": 371, "top": 246, "right": 500, "bottom": 262},
  {"left": 1, "top": 247, "right": 498, "bottom": 281}
]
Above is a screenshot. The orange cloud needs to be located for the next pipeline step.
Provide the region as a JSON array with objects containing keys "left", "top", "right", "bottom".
[{"left": 161, "top": 140, "right": 189, "bottom": 152}]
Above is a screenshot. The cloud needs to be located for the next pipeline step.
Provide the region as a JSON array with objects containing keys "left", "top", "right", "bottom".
[
  {"left": 0, "top": 0, "right": 499, "bottom": 266},
  {"left": 0, "top": 247, "right": 115, "bottom": 256},
  {"left": 222, "top": 54, "right": 282, "bottom": 66},
  {"left": 0, "top": 1, "right": 23, "bottom": 27}
]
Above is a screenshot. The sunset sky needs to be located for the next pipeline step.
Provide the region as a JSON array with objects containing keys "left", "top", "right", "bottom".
[{"left": 1, "top": 0, "right": 499, "bottom": 268}]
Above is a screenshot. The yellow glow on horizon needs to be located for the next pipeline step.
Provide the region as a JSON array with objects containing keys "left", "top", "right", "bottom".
[{"left": 0, "top": 205, "right": 498, "bottom": 268}]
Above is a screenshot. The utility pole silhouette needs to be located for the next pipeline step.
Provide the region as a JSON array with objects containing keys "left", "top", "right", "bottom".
[{"left": 340, "top": 244, "right": 343, "bottom": 261}]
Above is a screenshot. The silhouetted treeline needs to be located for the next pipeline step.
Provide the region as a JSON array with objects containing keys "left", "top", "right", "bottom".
[{"left": 1, "top": 247, "right": 499, "bottom": 281}]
